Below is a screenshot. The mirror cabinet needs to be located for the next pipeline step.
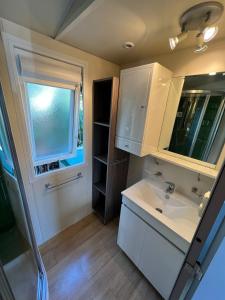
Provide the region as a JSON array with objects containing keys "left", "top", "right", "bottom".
[{"left": 156, "top": 72, "right": 225, "bottom": 178}]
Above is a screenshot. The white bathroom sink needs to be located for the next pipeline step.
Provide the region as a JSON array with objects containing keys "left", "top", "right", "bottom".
[
  {"left": 145, "top": 185, "right": 198, "bottom": 221},
  {"left": 122, "top": 179, "right": 200, "bottom": 252}
]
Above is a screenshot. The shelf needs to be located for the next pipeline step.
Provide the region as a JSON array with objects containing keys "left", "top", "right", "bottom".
[
  {"left": 94, "top": 154, "right": 108, "bottom": 165},
  {"left": 94, "top": 121, "right": 110, "bottom": 128},
  {"left": 93, "top": 181, "right": 106, "bottom": 195},
  {"left": 92, "top": 189, "right": 106, "bottom": 222},
  {"left": 92, "top": 77, "right": 129, "bottom": 224},
  {"left": 93, "top": 160, "right": 107, "bottom": 184},
  {"left": 93, "top": 79, "right": 112, "bottom": 125},
  {"left": 93, "top": 202, "right": 105, "bottom": 223},
  {"left": 93, "top": 126, "right": 109, "bottom": 157}
]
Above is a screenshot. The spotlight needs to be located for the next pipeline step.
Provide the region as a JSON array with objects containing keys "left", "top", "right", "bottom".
[
  {"left": 203, "top": 26, "right": 218, "bottom": 42},
  {"left": 169, "top": 2, "right": 223, "bottom": 52},
  {"left": 194, "top": 33, "right": 208, "bottom": 53},
  {"left": 194, "top": 44, "right": 208, "bottom": 53},
  {"left": 169, "top": 37, "right": 178, "bottom": 50},
  {"left": 169, "top": 32, "right": 188, "bottom": 50}
]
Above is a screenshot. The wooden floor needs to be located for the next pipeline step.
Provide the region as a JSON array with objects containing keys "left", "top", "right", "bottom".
[{"left": 40, "top": 214, "right": 162, "bottom": 300}]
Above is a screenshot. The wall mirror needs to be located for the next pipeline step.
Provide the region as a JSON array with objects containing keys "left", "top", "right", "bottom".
[{"left": 158, "top": 72, "right": 225, "bottom": 173}]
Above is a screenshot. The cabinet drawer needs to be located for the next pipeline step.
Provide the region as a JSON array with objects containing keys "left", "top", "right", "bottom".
[{"left": 115, "top": 137, "right": 142, "bottom": 156}]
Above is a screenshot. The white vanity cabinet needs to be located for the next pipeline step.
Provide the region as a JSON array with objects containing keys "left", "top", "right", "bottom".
[
  {"left": 118, "top": 204, "right": 185, "bottom": 299},
  {"left": 116, "top": 63, "right": 172, "bottom": 156},
  {"left": 139, "top": 220, "right": 184, "bottom": 299},
  {"left": 117, "top": 202, "right": 145, "bottom": 266}
]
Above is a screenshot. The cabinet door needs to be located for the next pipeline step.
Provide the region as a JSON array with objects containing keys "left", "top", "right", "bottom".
[
  {"left": 117, "top": 204, "right": 144, "bottom": 266},
  {"left": 139, "top": 222, "right": 185, "bottom": 299},
  {"left": 116, "top": 67, "right": 152, "bottom": 142}
]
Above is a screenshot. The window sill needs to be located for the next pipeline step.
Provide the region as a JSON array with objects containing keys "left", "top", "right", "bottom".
[{"left": 29, "top": 161, "right": 87, "bottom": 183}]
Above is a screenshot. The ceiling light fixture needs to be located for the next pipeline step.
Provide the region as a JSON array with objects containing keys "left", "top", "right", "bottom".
[
  {"left": 169, "top": 32, "right": 188, "bottom": 50},
  {"left": 203, "top": 26, "right": 218, "bottom": 42},
  {"left": 169, "top": 2, "right": 223, "bottom": 53}
]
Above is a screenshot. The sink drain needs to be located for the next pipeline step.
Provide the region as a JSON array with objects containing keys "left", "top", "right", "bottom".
[{"left": 156, "top": 208, "right": 163, "bottom": 214}]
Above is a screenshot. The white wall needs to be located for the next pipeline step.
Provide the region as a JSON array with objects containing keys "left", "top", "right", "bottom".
[
  {"left": 126, "top": 40, "right": 225, "bottom": 200},
  {"left": 0, "top": 19, "right": 120, "bottom": 245},
  {"left": 127, "top": 155, "right": 214, "bottom": 205}
]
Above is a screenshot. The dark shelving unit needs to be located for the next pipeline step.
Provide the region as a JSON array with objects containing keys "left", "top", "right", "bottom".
[
  {"left": 92, "top": 77, "right": 129, "bottom": 224},
  {"left": 93, "top": 154, "right": 108, "bottom": 165},
  {"left": 93, "top": 121, "right": 110, "bottom": 127}
]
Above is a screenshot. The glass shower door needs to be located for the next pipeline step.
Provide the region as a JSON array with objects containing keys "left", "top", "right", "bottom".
[
  {"left": 169, "top": 90, "right": 225, "bottom": 164},
  {"left": 0, "top": 85, "right": 47, "bottom": 300}
]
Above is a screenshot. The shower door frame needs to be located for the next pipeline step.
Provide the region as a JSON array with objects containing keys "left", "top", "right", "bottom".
[{"left": 0, "top": 85, "right": 48, "bottom": 300}]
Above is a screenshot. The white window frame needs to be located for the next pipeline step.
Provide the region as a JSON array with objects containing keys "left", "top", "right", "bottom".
[
  {"left": 1, "top": 33, "right": 88, "bottom": 182},
  {"left": 19, "top": 76, "right": 80, "bottom": 166}
]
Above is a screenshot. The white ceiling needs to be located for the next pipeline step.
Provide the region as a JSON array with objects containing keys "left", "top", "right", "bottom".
[
  {"left": 56, "top": 0, "right": 225, "bottom": 65},
  {"left": 0, "top": 0, "right": 73, "bottom": 37},
  {"left": 0, "top": 0, "right": 225, "bottom": 65}
]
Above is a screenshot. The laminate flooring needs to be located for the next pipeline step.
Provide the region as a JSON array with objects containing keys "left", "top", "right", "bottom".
[{"left": 40, "top": 214, "right": 162, "bottom": 300}]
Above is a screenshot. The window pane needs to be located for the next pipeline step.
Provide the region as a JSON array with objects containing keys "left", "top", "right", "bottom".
[
  {"left": 33, "top": 92, "right": 84, "bottom": 175},
  {"left": 26, "top": 83, "right": 75, "bottom": 163}
]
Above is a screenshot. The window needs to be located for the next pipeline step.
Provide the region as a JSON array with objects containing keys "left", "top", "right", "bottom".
[
  {"left": 16, "top": 49, "right": 84, "bottom": 175},
  {"left": 34, "top": 92, "right": 84, "bottom": 175},
  {"left": 26, "top": 83, "right": 76, "bottom": 165}
]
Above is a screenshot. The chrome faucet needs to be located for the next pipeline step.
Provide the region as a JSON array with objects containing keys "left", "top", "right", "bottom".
[{"left": 165, "top": 181, "right": 176, "bottom": 194}]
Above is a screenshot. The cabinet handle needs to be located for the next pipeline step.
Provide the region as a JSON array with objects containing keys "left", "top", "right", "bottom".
[{"left": 124, "top": 144, "right": 129, "bottom": 148}]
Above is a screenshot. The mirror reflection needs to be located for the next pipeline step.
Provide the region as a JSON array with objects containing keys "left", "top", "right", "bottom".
[{"left": 162, "top": 72, "right": 225, "bottom": 165}]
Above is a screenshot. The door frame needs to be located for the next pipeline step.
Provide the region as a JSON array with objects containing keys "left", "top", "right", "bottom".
[
  {"left": 170, "top": 159, "right": 225, "bottom": 299},
  {"left": 0, "top": 85, "right": 48, "bottom": 300},
  {"left": 186, "top": 212, "right": 225, "bottom": 299}
]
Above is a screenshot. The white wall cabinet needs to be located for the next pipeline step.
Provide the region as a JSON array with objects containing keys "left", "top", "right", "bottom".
[
  {"left": 116, "top": 63, "right": 172, "bottom": 156},
  {"left": 118, "top": 204, "right": 185, "bottom": 299}
]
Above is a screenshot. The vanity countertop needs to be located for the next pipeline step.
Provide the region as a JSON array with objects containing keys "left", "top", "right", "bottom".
[{"left": 122, "top": 179, "right": 200, "bottom": 252}]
